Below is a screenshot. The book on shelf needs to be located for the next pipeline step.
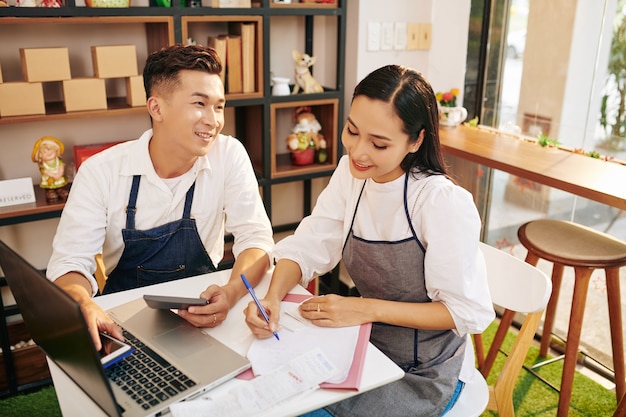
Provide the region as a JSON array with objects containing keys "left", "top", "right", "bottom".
[
  {"left": 73, "top": 141, "right": 123, "bottom": 172},
  {"left": 207, "top": 35, "right": 228, "bottom": 86},
  {"left": 228, "top": 22, "right": 255, "bottom": 93},
  {"left": 211, "top": 0, "right": 251, "bottom": 7},
  {"left": 225, "top": 35, "right": 243, "bottom": 94}
]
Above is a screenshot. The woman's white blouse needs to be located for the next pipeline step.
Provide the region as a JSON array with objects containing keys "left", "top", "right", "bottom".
[{"left": 273, "top": 155, "right": 495, "bottom": 382}]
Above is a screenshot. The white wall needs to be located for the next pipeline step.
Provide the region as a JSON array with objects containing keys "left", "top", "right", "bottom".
[{"left": 344, "top": 0, "right": 471, "bottom": 118}]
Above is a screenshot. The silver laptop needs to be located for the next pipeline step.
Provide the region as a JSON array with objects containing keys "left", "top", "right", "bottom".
[{"left": 0, "top": 240, "right": 250, "bottom": 417}]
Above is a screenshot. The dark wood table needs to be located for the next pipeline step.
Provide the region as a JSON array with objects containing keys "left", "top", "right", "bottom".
[{"left": 439, "top": 125, "right": 626, "bottom": 211}]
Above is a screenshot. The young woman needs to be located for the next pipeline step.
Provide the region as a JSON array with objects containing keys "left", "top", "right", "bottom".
[{"left": 245, "top": 65, "right": 494, "bottom": 417}]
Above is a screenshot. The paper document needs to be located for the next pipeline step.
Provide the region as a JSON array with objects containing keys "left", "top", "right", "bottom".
[
  {"left": 247, "top": 299, "right": 360, "bottom": 384},
  {"left": 169, "top": 348, "right": 336, "bottom": 417}
]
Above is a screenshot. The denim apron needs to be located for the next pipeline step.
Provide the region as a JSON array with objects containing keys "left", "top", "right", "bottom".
[
  {"left": 326, "top": 174, "right": 466, "bottom": 417},
  {"left": 103, "top": 175, "right": 216, "bottom": 294}
]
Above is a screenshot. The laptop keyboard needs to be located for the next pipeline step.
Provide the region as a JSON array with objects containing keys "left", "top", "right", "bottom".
[{"left": 104, "top": 329, "right": 197, "bottom": 411}]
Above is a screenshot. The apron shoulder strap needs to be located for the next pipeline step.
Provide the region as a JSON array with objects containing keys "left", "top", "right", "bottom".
[
  {"left": 126, "top": 175, "right": 141, "bottom": 229},
  {"left": 405, "top": 173, "right": 437, "bottom": 253}
]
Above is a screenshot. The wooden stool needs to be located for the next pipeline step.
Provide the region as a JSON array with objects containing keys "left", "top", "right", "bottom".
[{"left": 518, "top": 219, "right": 626, "bottom": 417}]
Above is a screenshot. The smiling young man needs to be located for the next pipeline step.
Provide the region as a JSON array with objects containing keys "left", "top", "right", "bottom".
[{"left": 47, "top": 44, "right": 274, "bottom": 349}]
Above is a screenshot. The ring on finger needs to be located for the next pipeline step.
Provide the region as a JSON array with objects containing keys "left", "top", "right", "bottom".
[{"left": 213, "top": 313, "right": 217, "bottom": 324}]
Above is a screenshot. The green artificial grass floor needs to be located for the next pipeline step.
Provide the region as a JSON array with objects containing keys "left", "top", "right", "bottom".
[
  {"left": 0, "top": 321, "right": 618, "bottom": 416},
  {"left": 478, "top": 321, "right": 617, "bottom": 416}
]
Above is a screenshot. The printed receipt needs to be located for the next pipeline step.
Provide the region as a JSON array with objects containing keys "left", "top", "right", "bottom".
[{"left": 169, "top": 348, "right": 337, "bottom": 417}]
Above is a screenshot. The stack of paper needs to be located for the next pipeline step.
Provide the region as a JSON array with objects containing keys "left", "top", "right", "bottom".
[
  {"left": 246, "top": 294, "right": 371, "bottom": 390},
  {"left": 169, "top": 348, "right": 336, "bottom": 417}
]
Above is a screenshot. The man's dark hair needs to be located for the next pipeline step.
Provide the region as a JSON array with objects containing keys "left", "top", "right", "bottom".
[{"left": 143, "top": 44, "right": 222, "bottom": 98}]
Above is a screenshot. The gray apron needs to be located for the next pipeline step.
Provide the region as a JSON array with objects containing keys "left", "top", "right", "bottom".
[{"left": 326, "top": 174, "right": 466, "bottom": 417}]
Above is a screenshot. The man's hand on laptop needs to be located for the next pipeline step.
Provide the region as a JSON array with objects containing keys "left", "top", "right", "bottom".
[
  {"left": 55, "top": 272, "right": 124, "bottom": 350},
  {"left": 83, "top": 300, "right": 124, "bottom": 351}
]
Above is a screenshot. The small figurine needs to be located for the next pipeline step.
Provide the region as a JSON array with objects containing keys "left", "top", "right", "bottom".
[
  {"left": 31, "top": 135, "right": 69, "bottom": 202},
  {"left": 292, "top": 50, "right": 324, "bottom": 94},
  {"left": 316, "top": 137, "right": 328, "bottom": 164},
  {"left": 40, "top": 0, "right": 63, "bottom": 7},
  {"left": 286, "top": 107, "right": 325, "bottom": 165}
]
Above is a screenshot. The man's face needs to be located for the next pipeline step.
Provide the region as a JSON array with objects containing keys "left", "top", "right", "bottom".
[{"left": 150, "top": 70, "right": 226, "bottom": 163}]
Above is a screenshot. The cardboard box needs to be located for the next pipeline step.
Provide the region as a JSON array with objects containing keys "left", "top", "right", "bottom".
[
  {"left": 20, "top": 47, "right": 71, "bottom": 82},
  {"left": 0, "top": 82, "right": 45, "bottom": 117},
  {"left": 211, "top": 0, "right": 250, "bottom": 7},
  {"left": 0, "top": 63, "right": 3, "bottom": 83},
  {"left": 125, "top": 75, "right": 146, "bottom": 107},
  {"left": 91, "top": 45, "right": 138, "bottom": 79},
  {"left": 62, "top": 78, "right": 107, "bottom": 112}
]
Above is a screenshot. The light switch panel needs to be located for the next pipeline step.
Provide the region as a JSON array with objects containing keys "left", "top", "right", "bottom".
[
  {"left": 381, "top": 22, "right": 394, "bottom": 51},
  {"left": 418, "top": 23, "right": 432, "bottom": 50},
  {"left": 394, "top": 22, "right": 407, "bottom": 50},
  {"left": 406, "top": 23, "right": 420, "bottom": 50},
  {"left": 368, "top": 21, "right": 381, "bottom": 51}
]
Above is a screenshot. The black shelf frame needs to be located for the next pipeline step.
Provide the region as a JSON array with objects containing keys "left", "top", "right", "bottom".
[
  {"left": 0, "top": 0, "right": 346, "bottom": 397},
  {"left": 0, "top": 1, "right": 346, "bottom": 226}
]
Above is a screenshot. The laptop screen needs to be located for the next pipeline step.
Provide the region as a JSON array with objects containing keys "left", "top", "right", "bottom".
[{"left": 0, "top": 241, "right": 121, "bottom": 417}]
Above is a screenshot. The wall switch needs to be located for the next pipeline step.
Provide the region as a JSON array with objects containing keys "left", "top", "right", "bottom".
[
  {"left": 406, "top": 23, "right": 420, "bottom": 50},
  {"left": 418, "top": 23, "right": 432, "bottom": 50},
  {"left": 380, "top": 22, "right": 394, "bottom": 51},
  {"left": 394, "top": 22, "right": 407, "bottom": 50},
  {"left": 367, "top": 21, "right": 381, "bottom": 51}
]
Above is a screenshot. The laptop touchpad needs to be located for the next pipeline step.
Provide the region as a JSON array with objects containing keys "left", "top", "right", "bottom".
[{"left": 154, "top": 325, "right": 212, "bottom": 358}]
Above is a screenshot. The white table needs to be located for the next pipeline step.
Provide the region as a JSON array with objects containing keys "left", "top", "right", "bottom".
[{"left": 49, "top": 269, "right": 404, "bottom": 416}]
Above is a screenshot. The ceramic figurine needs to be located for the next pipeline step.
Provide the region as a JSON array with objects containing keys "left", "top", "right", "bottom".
[
  {"left": 292, "top": 50, "right": 324, "bottom": 94},
  {"left": 286, "top": 107, "right": 324, "bottom": 165},
  {"left": 40, "top": 0, "right": 63, "bottom": 7},
  {"left": 31, "top": 136, "right": 69, "bottom": 202}
]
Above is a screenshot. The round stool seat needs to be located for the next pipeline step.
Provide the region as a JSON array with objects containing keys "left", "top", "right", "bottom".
[
  {"left": 517, "top": 218, "right": 626, "bottom": 416},
  {"left": 518, "top": 219, "right": 626, "bottom": 268}
]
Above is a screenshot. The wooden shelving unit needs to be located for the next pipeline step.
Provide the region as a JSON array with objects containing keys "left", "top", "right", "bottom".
[
  {"left": 0, "top": 0, "right": 345, "bottom": 224},
  {"left": 0, "top": 0, "right": 346, "bottom": 397}
]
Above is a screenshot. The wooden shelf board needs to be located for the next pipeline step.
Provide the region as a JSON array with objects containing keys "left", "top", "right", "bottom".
[
  {"left": 270, "top": 2, "right": 338, "bottom": 9},
  {"left": 272, "top": 153, "right": 335, "bottom": 178},
  {"left": 0, "top": 186, "right": 67, "bottom": 222},
  {"left": 0, "top": 98, "right": 147, "bottom": 125}
]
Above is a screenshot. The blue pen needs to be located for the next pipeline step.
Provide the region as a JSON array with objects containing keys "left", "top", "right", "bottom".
[{"left": 240, "top": 274, "right": 280, "bottom": 341}]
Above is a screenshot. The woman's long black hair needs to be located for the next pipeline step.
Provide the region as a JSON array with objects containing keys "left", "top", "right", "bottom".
[{"left": 352, "top": 65, "right": 448, "bottom": 176}]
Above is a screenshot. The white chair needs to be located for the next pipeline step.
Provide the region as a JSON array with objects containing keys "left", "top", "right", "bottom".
[{"left": 446, "top": 242, "right": 552, "bottom": 417}]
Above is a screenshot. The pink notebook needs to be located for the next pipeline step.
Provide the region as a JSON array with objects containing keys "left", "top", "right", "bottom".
[{"left": 238, "top": 293, "right": 372, "bottom": 391}]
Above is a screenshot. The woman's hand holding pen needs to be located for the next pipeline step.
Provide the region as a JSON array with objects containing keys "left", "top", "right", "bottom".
[
  {"left": 300, "top": 294, "right": 368, "bottom": 328},
  {"left": 244, "top": 296, "right": 281, "bottom": 339}
]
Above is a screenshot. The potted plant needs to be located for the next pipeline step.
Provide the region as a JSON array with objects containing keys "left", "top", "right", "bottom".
[{"left": 436, "top": 88, "right": 467, "bottom": 127}]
